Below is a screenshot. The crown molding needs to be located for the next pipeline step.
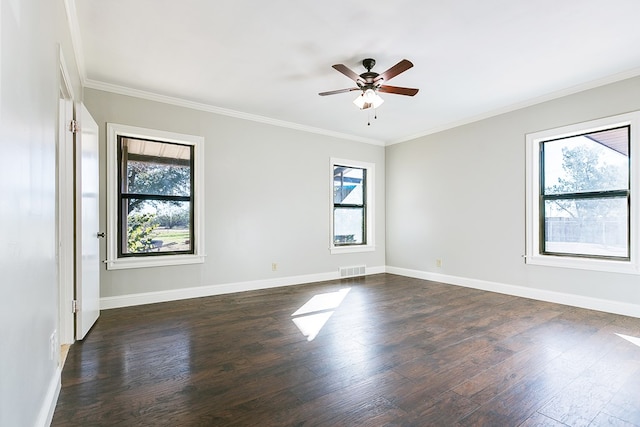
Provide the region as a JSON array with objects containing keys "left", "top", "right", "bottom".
[
  {"left": 389, "top": 66, "right": 640, "bottom": 146},
  {"left": 83, "top": 79, "right": 385, "bottom": 146}
]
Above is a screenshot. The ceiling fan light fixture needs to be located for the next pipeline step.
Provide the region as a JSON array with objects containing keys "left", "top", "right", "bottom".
[
  {"left": 353, "top": 93, "right": 367, "bottom": 109},
  {"left": 353, "top": 88, "right": 384, "bottom": 110},
  {"left": 371, "top": 93, "right": 384, "bottom": 109}
]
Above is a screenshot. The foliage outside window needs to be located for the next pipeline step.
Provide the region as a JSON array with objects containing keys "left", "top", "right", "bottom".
[
  {"left": 106, "top": 124, "right": 204, "bottom": 270},
  {"left": 330, "top": 158, "right": 375, "bottom": 254},
  {"left": 526, "top": 112, "right": 640, "bottom": 273}
]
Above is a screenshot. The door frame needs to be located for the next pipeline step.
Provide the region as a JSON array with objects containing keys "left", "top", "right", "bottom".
[{"left": 58, "top": 47, "right": 76, "bottom": 346}]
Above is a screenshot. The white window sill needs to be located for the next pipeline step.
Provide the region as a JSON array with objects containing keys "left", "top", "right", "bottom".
[
  {"left": 330, "top": 245, "right": 376, "bottom": 255},
  {"left": 105, "top": 254, "right": 206, "bottom": 270},
  {"left": 526, "top": 254, "right": 639, "bottom": 275}
]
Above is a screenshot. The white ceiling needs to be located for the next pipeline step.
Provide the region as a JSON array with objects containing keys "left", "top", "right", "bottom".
[{"left": 71, "top": 0, "right": 640, "bottom": 145}]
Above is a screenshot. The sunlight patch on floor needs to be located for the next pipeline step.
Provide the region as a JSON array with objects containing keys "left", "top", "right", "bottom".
[
  {"left": 291, "top": 288, "right": 351, "bottom": 341},
  {"left": 616, "top": 333, "right": 640, "bottom": 348}
]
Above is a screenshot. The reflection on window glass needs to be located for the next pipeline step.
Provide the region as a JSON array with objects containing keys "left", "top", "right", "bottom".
[
  {"left": 334, "top": 207, "right": 364, "bottom": 244},
  {"left": 541, "top": 126, "right": 629, "bottom": 259},
  {"left": 333, "top": 165, "right": 366, "bottom": 246},
  {"left": 544, "top": 198, "right": 628, "bottom": 257},
  {"left": 543, "top": 128, "right": 628, "bottom": 195},
  {"left": 334, "top": 167, "right": 363, "bottom": 204}
]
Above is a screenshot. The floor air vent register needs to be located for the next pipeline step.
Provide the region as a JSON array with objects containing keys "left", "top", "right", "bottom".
[{"left": 339, "top": 265, "right": 366, "bottom": 278}]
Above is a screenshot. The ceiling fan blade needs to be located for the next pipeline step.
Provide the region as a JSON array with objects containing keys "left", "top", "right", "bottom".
[
  {"left": 318, "top": 87, "right": 360, "bottom": 96},
  {"left": 374, "top": 59, "right": 414, "bottom": 83},
  {"left": 378, "top": 85, "right": 419, "bottom": 96},
  {"left": 332, "top": 64, "right": 362, "bottom": 82}
]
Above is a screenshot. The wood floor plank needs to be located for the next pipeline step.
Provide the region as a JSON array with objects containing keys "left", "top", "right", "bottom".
[
  {"left": 519, "top": 411, "right": 568, "bottom": 426},
  {"left": 595, "top": 359, "right": 640, "bottom": 426},
  {"left": 452, "top": 345, "right": 562, "bottom": 405},
  {"left": 52, "top": 274, "right": 640, "bottom": 426}
]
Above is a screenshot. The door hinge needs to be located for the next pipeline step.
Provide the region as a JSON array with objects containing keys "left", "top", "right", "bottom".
[
  {"left": 70, "top": 119, "right": 79, "bottom": 134},
  {"left": 72, "top": 299, "right": 78, "bottom": 314}
]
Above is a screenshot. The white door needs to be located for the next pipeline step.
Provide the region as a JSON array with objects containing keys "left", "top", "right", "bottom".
[{"left": 75, "top": 103, "right": 101, "bottom": 340}]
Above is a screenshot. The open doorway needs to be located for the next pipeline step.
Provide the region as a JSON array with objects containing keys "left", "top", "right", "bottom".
[{"left": 57, "top": 49, "right": 102, "bottom": 364}]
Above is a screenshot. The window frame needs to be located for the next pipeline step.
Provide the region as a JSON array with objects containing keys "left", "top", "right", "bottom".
[
  {"left": 329, "top": 158, "right": 375, "bottom": 254},
  {"left": 525, "top": 112, "right": 640, "bottom": 274},
  {"left": 106, "top": 123, "right": 205, "bottom": 270},
  {"left": 117, "top": 136, "right": 195, "bottom": 258}
]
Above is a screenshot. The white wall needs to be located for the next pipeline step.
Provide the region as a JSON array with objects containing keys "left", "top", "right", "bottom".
[
  {"left": 0, "top": 0, "right": 81, "bottom": 425},
  {"left": 83, "top": 89, "right": 386, "bottom": 302},
  {"left": 386, "top": 76, "right": 640, "bottom": 315}
]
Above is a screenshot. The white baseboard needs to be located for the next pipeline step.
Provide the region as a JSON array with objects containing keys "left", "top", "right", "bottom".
[
  {"left": 101, "top": 266, "right": 386, "bottom": 310},
  {"left": 35, "top": 366, "right": 61, "bottom": 427},
  {"left": 101, "top": 264, "right": 639, "bottom": 318},
  {"left": 386, "top": 266, "right": 640, "bottom": 318}
]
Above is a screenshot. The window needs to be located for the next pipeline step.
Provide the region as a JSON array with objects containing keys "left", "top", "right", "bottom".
[
  {"left": 119, "top": 137, "right": 193, "bottom": 256},
  {"left": 525, "top": 112, "right": 640, "bottom": 273},
  {"left": 330, "top": 158, "right": 375, "bottom": 254},
  {"left": 106, "top": 124, "right": 205, "bottom": 269}
]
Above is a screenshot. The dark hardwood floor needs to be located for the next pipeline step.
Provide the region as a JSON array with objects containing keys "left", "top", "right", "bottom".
[{"left": 52, "top": 274, "right": 640, "bottom": 426}]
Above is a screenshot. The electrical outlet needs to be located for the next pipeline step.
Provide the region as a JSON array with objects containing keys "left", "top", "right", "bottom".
[
  {"left": 436, "top": 259, "right": 442, "bottom": 268},
  {"left": 271, "top": 263, "right": 278, "bottom": 271},
  {"left": 49, "top": 330, "right": 57, "bottom": 361}
]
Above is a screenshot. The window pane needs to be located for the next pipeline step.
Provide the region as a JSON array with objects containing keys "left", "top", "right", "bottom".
[
  {"left": 334, "top": 166, "right": 364, "bottom": 204},
  {"left": 125, "top": 161, "right": 191, "bottom": 196},
  {"left": 122, "top": 138, "right": 192, "bottom": 196},
  {"left": 543, "top": 127, "right": 628, "bottom": 195},
  {"left": 124, "top": 199, "right": 192, "bottom": 254},
  {"left": 544, "top": 197, "right": 628, "bottom": 258},
  {"left": 334, "top": 207, "right": 364, "bottom": 245}
]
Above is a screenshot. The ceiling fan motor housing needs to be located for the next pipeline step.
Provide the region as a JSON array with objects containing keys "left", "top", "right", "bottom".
[
  {"left": 360, "top": 58, "right": 380, "bottom": 86},
  {"left": 362, "top": 58, "right": 376, "bottom": 71}
]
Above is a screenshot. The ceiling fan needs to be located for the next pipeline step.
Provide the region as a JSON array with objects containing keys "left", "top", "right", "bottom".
[{"left": 319, "top": 58, "right": 419, "bottom": 110}]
